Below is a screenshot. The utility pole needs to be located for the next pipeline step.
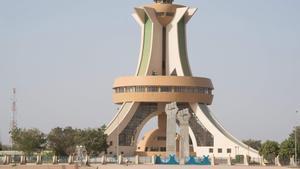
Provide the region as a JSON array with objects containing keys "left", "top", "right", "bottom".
[
  {"left": 295, "top": 126, "right": 297, "bottom": 165},
  {"left": 296, "top": 110, "right": 299, "bottom": 165}
]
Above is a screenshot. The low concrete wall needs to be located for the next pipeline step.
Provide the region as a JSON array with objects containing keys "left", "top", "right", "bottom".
[{"left": 0, "top": 165, "right": 78, "bottom": 169}]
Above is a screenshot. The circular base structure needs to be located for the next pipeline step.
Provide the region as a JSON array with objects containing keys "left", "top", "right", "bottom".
[{"left": 113, "top": 76, "right": 214, "bottom": 104}]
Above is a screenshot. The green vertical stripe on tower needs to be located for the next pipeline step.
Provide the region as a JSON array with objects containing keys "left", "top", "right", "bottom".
[
  {"left": 138, "top": 15, "right": 152, "bottom": 76},
  {"left": 178, "top": 17, "right": 192, "bottom": 76}
]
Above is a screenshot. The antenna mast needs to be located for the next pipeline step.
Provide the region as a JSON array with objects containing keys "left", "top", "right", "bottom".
[{"left": 9, "top": 88, "right": 17, "bottom": 146}]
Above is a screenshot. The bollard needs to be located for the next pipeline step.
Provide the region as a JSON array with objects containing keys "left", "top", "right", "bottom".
[
  {"left": 210, "top": 155, "right": 215, "bottom": 166},
  {"left": 4, "top": 155, "right": 11, "bottom": 165},
  {"left": 3, "top": 155, "right": 8, "bottom": 165},
  {"left": 101, "top": 155, "right": 106, "bottom": 165},
  {"left": 52, "top": 155, "right": 58, "bottom": 164},
  {"left": 36, "top": 155, "right": 42, "bottom": 165},
  {"left": 275, "top": 155, "right": 282, "bottom": 166},
  {"left": 118, "top": 155, "right": 123, "bottom": 165},
  {"left": 151, "top": 155, "right": 156, "bottom": 165},
  {"left": 84, "top": 156, "right": 90, "bottom": 166},
  {"left": 68, "top": 155, "right": 74, "bottom": 164},
  {"left": 243, "top": 154, "right": 249, "bottom": 166},
  {"left": 259, "top": 156, "right": 265, "bottom": 166},
  {"left": 135, "top": 155, "right": 139, "bottom": 165},
  {"left": 227, "top": 155, "right": 232, "bottom": 166},
  {"left": 290, "top": 157, "right": 295, "bottom": 166},
  {"left": 20, "top": 155, "right": 26, "bottom": 165}
]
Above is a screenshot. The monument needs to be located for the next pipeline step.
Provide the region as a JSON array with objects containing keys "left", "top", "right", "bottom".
[{"left": 105, "top": 0, "right": 259, "bottom": 159}]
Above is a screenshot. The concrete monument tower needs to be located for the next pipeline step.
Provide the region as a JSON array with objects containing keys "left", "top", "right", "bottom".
[{"left": 105, "top": 0, "right": 259, "bottom": 159}]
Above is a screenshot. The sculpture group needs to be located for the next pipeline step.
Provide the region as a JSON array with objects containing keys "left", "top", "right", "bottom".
[{"left": 165, "top": 102, "right": 190, "bottom": 164}]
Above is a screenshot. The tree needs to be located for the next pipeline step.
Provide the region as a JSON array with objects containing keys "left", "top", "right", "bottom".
[
  {"left": 79, "top": 125, "right": 108, "bottom": 156},
  {"left": 279, "top": 138, "right": 294, "bottom": 165},
  {"left": 0, "top": 142, "right": 2, "bottom": 151},
  {"left": 47, "top": 126, "right": 108, "bottom": 157},
  {"left": 243, "top": 139, "right": 262, "bottom": 150},
  {"left": 259, "top": 140, "right": 280, "bottom": 164},
  {"left": 288, "top": 128, "right": 300, "bottom": 160},
  {"left": 10, "top": 128, "right": 46, "bottom": 155},
  {"left": 47, "top": 127, "right": 81, "bottom": 156},
  {"left": 278, "top": 127, "right": 300, "bottom": 165}
]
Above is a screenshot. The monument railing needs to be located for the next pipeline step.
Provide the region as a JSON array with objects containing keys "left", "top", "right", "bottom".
[
  {"left": 89, "top": 157, "right": 101, "bottom": 164},
  {"left": 106, "top": 156, "right": 117, "bottom": 164},
  {"left": 41, "top": 155, "right": 52, "bottom": 164},
  {"left": 231, "top": 155, "right": 244, "bottom": 165},
  {"left": 123, "top": 156, "right": 135, "bottom": 164},
  {"left": 0, "top": 155, "right": 4, "bottom": 165},
  {"left": 58, "top": 156, "right": 68, "bottom": 164},
  {"left": 249, "top": 157, "right": 261, "bottom": 165},
  {"left": 12, "top": 155, "right": 21, "bottom": 164},
  {"left": 214, "top": 157, "right": 228, "bottom": 165},
  {"left": 138, "top": 156, "right": 152, "bottom": 164},
  {"left": 26, "top": 156, "right": 37, "bottom": 163}
]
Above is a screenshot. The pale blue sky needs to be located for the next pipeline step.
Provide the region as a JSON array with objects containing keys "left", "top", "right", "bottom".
[{"left": 0, "top": 0, "right": 299, "bottom": 145}]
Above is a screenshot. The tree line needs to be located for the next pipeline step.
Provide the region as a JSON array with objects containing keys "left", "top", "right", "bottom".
[
  {"left": 4, "top": 125, "right": 300, "bottom": 165},
  {"left": 9, "top": 125, "right": 108, "bottom": 157},
  {"left": 243, "top": 126, "right": 300, "bottom": 165}
]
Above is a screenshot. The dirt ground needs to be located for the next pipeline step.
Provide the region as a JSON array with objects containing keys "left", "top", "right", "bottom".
[{"left": 0, "top": 164, "right": 293, "bottom": 169}]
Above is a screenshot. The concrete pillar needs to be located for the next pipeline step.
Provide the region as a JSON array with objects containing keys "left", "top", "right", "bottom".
[
  {"left": 151, "top": 155, "right": 156, "bottom": 165},
  {"left": 290, "top": 156, "right": 295, "bottom": 166},
  {"left": 244, "top": 154, "right": 249, "bottom": 166},
  {"left": 227, "top": 155, "right": 232, "bottom": 166},
  {"left": 165, "top": 102, "right": 178, "bottom": 156},
  {"left": 68, "top": 155, "right": 74, "bottom": 164},
  {"left": 101, "top": 155, "right": 106, "bottom": 164},
  {"left": 36, "top": 155, "right": 42, "bottom": 165},
  {"left": 274, "top": 155, "right": 281, "bottom": 166},
  {"left": 211, "top": 155, "right": 215, "bottom": 166},
  {"left": 84, "top": 156, "right": 90, "bottom": 166},
  {"left": 260, "top": 156, "right": 266, "bottom": 166},
  {"left": 52, "top": 155, "right": 58, "bottom": 164},
  {"left": 177, "top": 108, "right": 191, "bottom": 165},
  {"left": 118, "top": 155, "right": 122, "bottom": 164},
  {"left": 20, "top": 155, "right": 26, "bottom": 165},
  {"left": 3, "top": 155, "right": 10, "bottom": 165},
  {"left": 135, "top": 155, "right": 139, "bottom": 165}
]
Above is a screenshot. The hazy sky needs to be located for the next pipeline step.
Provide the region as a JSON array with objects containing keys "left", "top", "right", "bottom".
[{"left": 0, "top": 0, "right": 299, "bottom": 145}]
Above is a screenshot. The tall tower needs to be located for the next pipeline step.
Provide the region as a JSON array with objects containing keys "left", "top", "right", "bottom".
[{"left": 105, "top": 0, "right": 259, "bottom": 158}]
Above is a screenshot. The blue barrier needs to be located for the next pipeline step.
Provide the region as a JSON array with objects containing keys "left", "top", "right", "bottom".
[
  {"left": 155, "top": 155, "right": 211, "bottom": 165},
  {"left": 186, "top": 155, "right": 211, "bottom": 165},
  {"left": 155, "top": 155, "right": 178, "bottom": 165}
]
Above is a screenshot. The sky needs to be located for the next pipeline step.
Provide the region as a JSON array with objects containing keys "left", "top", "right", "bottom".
[{"left": 0, "top": 0, "right": 300, "bottom": 145}]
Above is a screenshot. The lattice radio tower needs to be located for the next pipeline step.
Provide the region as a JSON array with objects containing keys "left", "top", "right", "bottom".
[{"left": 9, "top": 88, "right": 17, "bottom": 146}]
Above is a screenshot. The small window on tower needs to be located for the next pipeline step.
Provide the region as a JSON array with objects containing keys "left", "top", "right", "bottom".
[{"left": 160, "top": 87, "right": 172, "bottom": 92}]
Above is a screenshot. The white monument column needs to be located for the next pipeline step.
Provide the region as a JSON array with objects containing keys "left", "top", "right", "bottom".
[
  {"left": 165, "top": 102, "right": 178, "bottom": 156},
  {"left": 177, "top": 108, "right": 191, "bottom": 164}
]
